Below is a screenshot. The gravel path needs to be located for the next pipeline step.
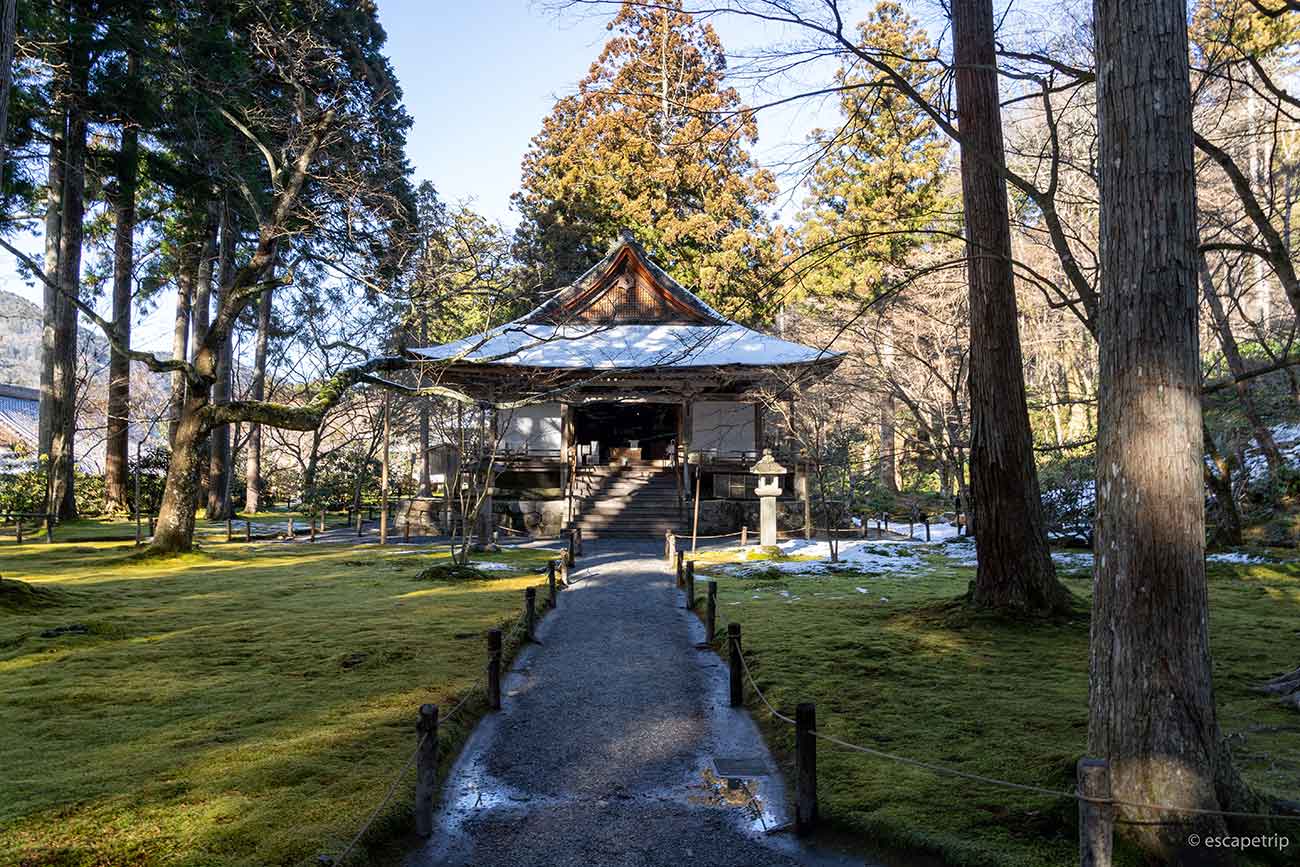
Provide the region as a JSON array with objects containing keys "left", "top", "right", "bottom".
[{"left": 404, "top": 541, "right": 870, "bottom": 867}]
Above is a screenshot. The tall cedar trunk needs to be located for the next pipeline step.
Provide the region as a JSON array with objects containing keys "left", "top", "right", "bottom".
[
  {"left": 207, "top": 205, "right": 236, "bottom": 519},
  {"left": 39, "top": 112, "right": 63, "bottom": 461},
  {"left": 168, "top": 240, "right": 194, "bottom": 446},
  {"left": 245, "top": 284, "right": 273, "bottom": 512},
  {"left": 190, "top": 207, "right": 218, "bottom": 507},
  {"left": 877, "top": 328, "right": 898, "bottom": 492},
  {"left": 0, "top": 0, "right": 16, "bottom": 171},
  {"left": 1198, "top": 254, "right": 1284, "bottom": 474},
  {"left": 1092, "top": 0, "right": 1255, "bottom": 857},
  {"left": 951, "top": 0, "right": 1068, "bottom": 614},
  {"left": 105, "top": 92, "right": 138, "bottom": 513},
  {"left": 47, "top": 17, "right": 89, "bottom": 522}
]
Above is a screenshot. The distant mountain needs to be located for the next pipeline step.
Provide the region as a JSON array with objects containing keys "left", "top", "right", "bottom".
[{"left": 0, "top": 289, "right": 42, "bottom": 388}]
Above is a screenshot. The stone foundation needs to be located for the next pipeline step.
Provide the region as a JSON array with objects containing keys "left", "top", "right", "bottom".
[{"left": 496, "top": 499, "right": 567, "bottom": 538}]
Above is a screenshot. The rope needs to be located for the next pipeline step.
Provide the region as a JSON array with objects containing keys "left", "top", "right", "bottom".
[
  {"left": 330, "top": 733, "right": 427, "bottom": 865},
  {"left": 732, "top": 641, "right": 1299, "bottom": 822}
]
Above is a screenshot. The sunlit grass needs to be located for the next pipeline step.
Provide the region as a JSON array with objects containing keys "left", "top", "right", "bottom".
[
  {"left": 0, "top": 537, "right": 555, "bottom": 866},
  {"left": 694, "top": 547, "right": 1300, "bottom": 867}
]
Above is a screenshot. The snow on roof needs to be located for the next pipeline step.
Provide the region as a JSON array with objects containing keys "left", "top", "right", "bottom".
[
  {"left": 409, "top": 322, "right": 838, "bottom": 370},
  {"left": 411, "top": 233, "right": 840, "bottom": 372}
]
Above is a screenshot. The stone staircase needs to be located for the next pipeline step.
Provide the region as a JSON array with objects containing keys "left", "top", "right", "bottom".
[{"left": 571, "top": 461, "right": 684, "bottom": 539}]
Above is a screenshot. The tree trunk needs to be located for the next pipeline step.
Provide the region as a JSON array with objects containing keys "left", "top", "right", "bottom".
[
  {"left": 951, "top": 0, "right": 1068, "bottom": 614},
  {"left": 105, "top": 84, "right": 139, "bottom": 514},
  {"left": 168, "top": 240, "right": 194, "bottom": 447},
  {"left": 47, "top": 17, "right": 90, "bottom": 522},
  {"left": 0, "top": 0, "right": 16, "bottom": 172},
  {"left": 39, "top": 110, "right": 64, "bottom": 463},
  {"left": 190, "top": 205, "right": 219, "bottom": 508},
  {"left": 1199, "top": 254, "right": 1284, "bottom": 475},
  {"left": 417, "top": 321, "right": 432, "bottom": 496},
  {"left": 245, "top": 283, "right": 273, "bottom": 513},
  {"left": 207, "top": 204, "right": 237, "bottom": 519},
  {"left": 1092, "top": 1, "right": 1254, "bottom": 858},
  {"left": 151, "top": 390, "right": 210, "bottom": 553},
  {"left": 1203, "top": 423, "right": 1243, "bottom": 548}
]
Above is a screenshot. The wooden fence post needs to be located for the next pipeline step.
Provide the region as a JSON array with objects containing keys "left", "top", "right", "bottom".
[
  {"left": 685, "top": 560, "right": 696, "bottom": 610},
  {"left": 547, "top": 560, "right": 558, "bottom": 609},
  {"left": 575, "top": 526, "right": 583, "bottom": 556},
  {"left": 287, "top": 516, "right": 294, "bottom": 539},
  {"left": 705, "top": 580, "right": 717, "bottom": 643},
  {"left": 245, "top": 519, "right": 251, "bottom": 542},
  {"left": 309, "top": 518, "right": 316, "bottom": 542},
  {"left": 524, "top": 587, "right": 536, "bottom": 641},
  {"left": 740, "top": 525, "right": 748, "bottom": 546},
  {"left": 226, "top": 517, "right": 233, "bottom": 543},
  {"left": 566, "top": 529, "right": 576, "bottom": 566},
  {"left": 1078, "top": 757, "right": 1113, "bottom": 867},
  {"left": 675, "top": 550, "right": 685, "bottom": 589},
  {"left": 415, "top": 704, "right": 439, "bottom": 837},
  {"left": 486, "top": 629, "right": 503, "bottom": 711},
  {"left": 924, "top": 515, "right": 931, "bottom": 542},
  {"left": 795, "top": 702, "right": 819, "bottom": 836},
  {"left": 728, "top": 623, "right": 743, "bottom": 707}
]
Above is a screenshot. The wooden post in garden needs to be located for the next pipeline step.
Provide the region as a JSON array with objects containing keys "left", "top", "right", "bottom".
[
  {"left": 226, "top": 517, "right": 232, "bottom": 542},
  {"left": 566, "top": 528, "right": 575, "bottom": 566},
  {"left": 705, "top": 580, "right": 717, "bottom": 643},
  {"left": 740, "top": 525, "right": 748, "bottom": 546},
  {"left": 415, "top": 704, "right": 439, "bottom": 837},
  {"left": 728, "top": 623, "right": 743, "bottom": 707},
  {"left": 1077, "top": 757, "right": 1113, "bottom": 867},
  {"left": 547, "top": 560, "right": 558, "bottom": 609},
  {"left": 795, "top": 702, "right": 819, "bottom": 836},
  {"left": 675, "top": 550, "right": 684, "bottom": 589},
  {"left": 309, "top": 518, "right": 316, "bottom": 542},
  {"left": 924, "top": 514, "right": 931, "bottom": 542},
  {"left": 685, "top": 560, "right": 696, "bottom": 610},
  {"left": 287, "top": 516, "right": 294, "bottom": 539},
  {"left": 575, "top": 526, "right": 583, "bottom": 556},
  {"left": 524, "top": 587, "right": 536, "bottom": 641},
  {"left": 245, "top": 518, "right": 251, "bottom": 542},
  {"left": 486, "top": 629, "right": 503, "bottom": 711}
]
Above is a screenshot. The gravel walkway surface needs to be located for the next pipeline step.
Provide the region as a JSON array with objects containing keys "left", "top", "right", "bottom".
[{"left": 404, "top": 541, "right": 871, "bottom": 867}]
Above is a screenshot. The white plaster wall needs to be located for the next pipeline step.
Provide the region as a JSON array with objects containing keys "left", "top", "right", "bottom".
[
  {"left": 691, "top": 401, "right": 755, "bottom": 454},
  {"left": 497, "top": 403, "right": 563, "bottom": 451}
]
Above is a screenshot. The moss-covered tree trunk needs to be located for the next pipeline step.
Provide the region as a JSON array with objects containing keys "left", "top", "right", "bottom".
[
  {"left": 151, "top": 389, "right": 211, "bottom": 553},
  {"left": 951, "top": 0, "right": 1069, "bottom": 615}
]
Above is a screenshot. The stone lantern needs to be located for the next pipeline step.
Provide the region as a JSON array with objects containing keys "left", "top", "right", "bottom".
[{"left": 750, "top": 448, "right": 787, "bottom": 548}]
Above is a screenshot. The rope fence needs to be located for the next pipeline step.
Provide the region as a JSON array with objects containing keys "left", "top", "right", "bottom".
[{"left": 718, "top": 615, "right": 1300, "bottom": 855}]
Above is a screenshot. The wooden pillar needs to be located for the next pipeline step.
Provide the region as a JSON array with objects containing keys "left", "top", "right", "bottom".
[{"left": 415, "top": 704, "right": 439, "bottom": 837}]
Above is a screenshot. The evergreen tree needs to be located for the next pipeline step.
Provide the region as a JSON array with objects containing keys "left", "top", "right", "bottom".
[
  {"left": 797, "top": 2, "right": 948, "bottom": 299},
  {"left": 513, "top": 0, "right": 778, "bottom": 318}
]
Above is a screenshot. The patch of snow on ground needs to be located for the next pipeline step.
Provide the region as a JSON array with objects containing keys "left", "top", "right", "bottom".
[
  {"left": 1051, "top": 551, "right": 1094, "bottom": 569},
  {"left": 1206, "top": 551, "right": 1270, "bottom": 564},
  {"left": 469, "top": 561, "right": 516, "bottom": 571},
  {"left": 939, "top": 540, "right": 979, "bottom": 566}
]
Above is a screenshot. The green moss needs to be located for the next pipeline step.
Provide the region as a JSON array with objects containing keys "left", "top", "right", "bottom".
[
  {"left": 0, "top": 538, "right": 556, "bottom": 866},
  {"left": 696, "top": 550, "right": 1300, "bottom": 867}
]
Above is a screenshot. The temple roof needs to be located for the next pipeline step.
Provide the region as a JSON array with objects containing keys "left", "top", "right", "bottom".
[{"left": 410, "top": 233, "right": 841, "bottom": 378}]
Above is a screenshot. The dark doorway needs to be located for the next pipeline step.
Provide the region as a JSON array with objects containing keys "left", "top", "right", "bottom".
[{"left": 573, "top": 402, "right": 679, "bottom": 462}]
